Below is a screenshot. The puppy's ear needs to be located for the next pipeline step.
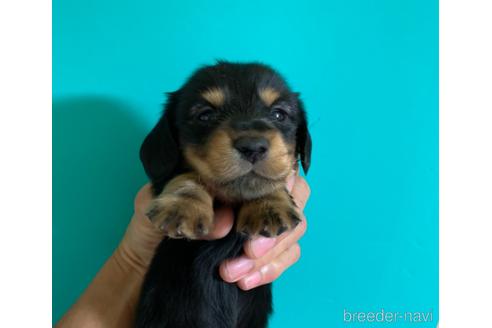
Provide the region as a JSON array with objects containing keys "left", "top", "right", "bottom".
[
  {"left": 295, "top": 95, "right": 312, "bottom": 174},
  {"left": 140, "top": 91, "right": 181, "bottom": 192}
]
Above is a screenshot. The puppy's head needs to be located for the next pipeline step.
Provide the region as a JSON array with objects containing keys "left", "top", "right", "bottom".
[{"left": 141, "top": 61, "right": 311, "bottom": 200}]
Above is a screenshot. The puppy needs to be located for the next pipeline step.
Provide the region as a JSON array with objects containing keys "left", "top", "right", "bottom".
[{"left": 135, "top": 61, "right": 311, "bottom": 328}]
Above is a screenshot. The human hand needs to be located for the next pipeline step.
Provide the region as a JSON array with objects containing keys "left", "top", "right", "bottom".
[
  {"left": 115, "top": 184, "right": 238, "bottom": 275},
  {"left": 218, "top": 174, "right": 310, "bottom": 290},
  {"left": 59, "top": 174, "right": 310, "bottom": 328},
  {"left": 117, "top": 173, "right": 310, "bottom": 288}
]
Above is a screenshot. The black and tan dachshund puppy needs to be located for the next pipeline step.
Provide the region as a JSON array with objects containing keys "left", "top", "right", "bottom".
[{"left": 135, "top": 61, "right": 311, "bottom": 328}]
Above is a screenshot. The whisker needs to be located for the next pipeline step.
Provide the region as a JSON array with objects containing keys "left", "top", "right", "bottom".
[{"left": 268, "top": 150, "right": 294, "bottom": 159}]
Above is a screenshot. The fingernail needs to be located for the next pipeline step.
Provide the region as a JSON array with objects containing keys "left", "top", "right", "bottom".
[
  {"left": 251, "top": 237, "right": 276, "bottom": 258},
  {"left": 226, "top": 258, "right": 254, "bottom": 280},
  {"left": 286, "top": 174, "right": 296, "bottom": 192},
  {"left": 243, "top": 271, "right": 262, "bottom": 289}
]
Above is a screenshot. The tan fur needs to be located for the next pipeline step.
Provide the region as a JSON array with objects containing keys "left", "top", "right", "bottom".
[
  {"left": 201, "top": 87, "right": 225, "bottom": 107},
  {"left": 259, "top": 87, "right": 280, "bottom": 106},
  {"left": 184, "top": 127, "right": 296, "bottom": 201},
  {"left": 254, "top": 131, "right": 295, "bottom": 180},
  {"left": 237, "top": 188, "right": 301, "bottom": 236},
  {"left": 146, "top": 173, "right": 214, "bottom": 239},
  {"left": 184, "top": 128, "right": 246, "bottom": 183}
]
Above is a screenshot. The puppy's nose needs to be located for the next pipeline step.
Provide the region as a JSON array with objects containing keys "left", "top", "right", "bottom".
[{"left": 233, "top": 137, "right": 269, "bottom": 164}]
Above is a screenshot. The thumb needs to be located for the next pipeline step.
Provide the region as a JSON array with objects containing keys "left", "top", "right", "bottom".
[
  {"left": 203, "top": 206, "right": 234, "bottom": 240},
  {"left": 134, "top": 183, "right": 153, "bottom": 217}
]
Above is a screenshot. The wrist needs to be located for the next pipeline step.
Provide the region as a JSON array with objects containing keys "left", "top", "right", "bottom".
[
  {"left": 115, "top": 210, "right": 164, "bottom": 277},
  {"left": 56, "top": 245, "right": 146, "bottom": 328},
  {"left": 113, "top": 240, "right": 148, "bottom": 278}
]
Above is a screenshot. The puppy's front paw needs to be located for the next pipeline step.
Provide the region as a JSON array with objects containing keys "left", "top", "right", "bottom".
[
  {"left": 146, "top": 196, "right": 214, "bottom": 239},
  {"left": 237, "top": 195, "right": 301, "bottom": 237}
]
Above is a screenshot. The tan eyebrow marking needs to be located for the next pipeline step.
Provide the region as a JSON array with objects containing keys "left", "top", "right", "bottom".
[
  {"left": 259, "top": 87, "right": 280, "bottom": 106},
  {"left": 201, "top": 88, "right": 225, "bottom": 107}
]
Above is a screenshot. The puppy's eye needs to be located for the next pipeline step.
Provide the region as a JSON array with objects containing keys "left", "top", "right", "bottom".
[
  {"left": 196, "top": 108, "right": 215, "bottom": 122},
  {"left": 270, "top": 108, "right": 287, "bottom": 121}
]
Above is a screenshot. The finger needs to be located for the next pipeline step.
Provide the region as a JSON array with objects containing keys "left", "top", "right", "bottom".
[
  {"left": 132, "top": 184, "right": 168, "bottom": 239},
  {"left": 219, "top": 257, "right": 256, "bottom": 283},
  {"left": 220, "top": 213, "right": 306, "bottom": 282},
  {"left": 290, "top": 176, "right": 311, "bottom": 210},
  {"left": 134, "top": 184, "right": 153, "bottom": 216},
  {"left": 220, "top": 222, "right": 302, "bottom": 282},
  {"left": 286, "top": 173, "right": 296, "bottom": 192},
  {"left": 238, "top": 243, "right": 301, "bottom": 290},
  {"left": 227, "top": 217, "right": 306, "bottom": 284},
  {"left": 243, "top": 216, "right": 307, "bottom": 259},
  {"left": 248, "top": 217, "right": 306, "bottom": 270},
  {"left": 243, "top": 236, "right": 277, "bottom": 259},
  {"left": 203, "top": 206, "right": 234, "bottom": 240}
]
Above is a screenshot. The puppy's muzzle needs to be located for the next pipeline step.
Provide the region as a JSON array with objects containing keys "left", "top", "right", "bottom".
[{"left": 233, "top": 136, "right": 269, "bottom": 164}]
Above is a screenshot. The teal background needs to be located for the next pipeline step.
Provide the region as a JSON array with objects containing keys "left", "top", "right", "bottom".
[{"left": 53, "top": 0, "right": 438, "bottom": 327}]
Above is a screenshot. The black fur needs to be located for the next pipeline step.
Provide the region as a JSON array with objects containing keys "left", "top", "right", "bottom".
[
  {"left": 135, "top": 231, "right": 272, "bottom": 328},
  {"left": 136, "top": 61, "right": 311, "bottom": 328}
]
